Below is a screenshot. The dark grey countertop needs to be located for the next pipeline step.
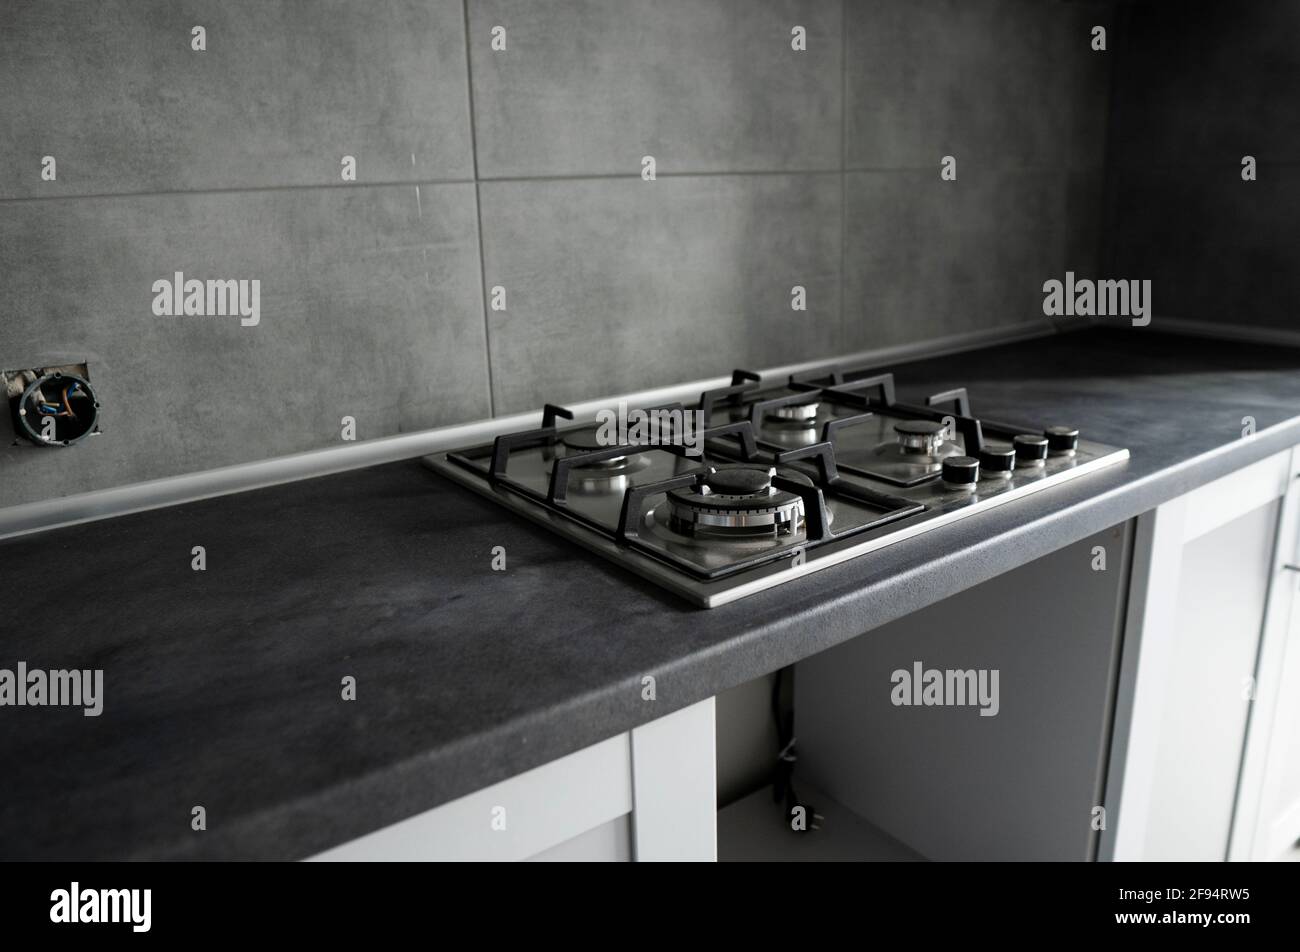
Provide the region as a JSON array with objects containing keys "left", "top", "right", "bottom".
[{"left": 4, "top": 327, "right": 1300, "bottom": 861}]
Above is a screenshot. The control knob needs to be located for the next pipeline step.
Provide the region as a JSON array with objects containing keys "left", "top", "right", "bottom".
[
  {"left": 978, "top": 444, "right": 1016, "bottom": 476},
  {"left": 941, "top": 455, "right": 980, "bottom": 491},
  {"left": 1013, "top": 433, "right": 1049, "bottom": 466},
  {"left": 1045, "top": 426, "right": 1079, "bottom": 455}
]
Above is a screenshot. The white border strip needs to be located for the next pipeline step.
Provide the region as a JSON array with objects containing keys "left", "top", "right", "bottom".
[{"left": 0, "top": 321, "right": 1053, "bottom": 540}]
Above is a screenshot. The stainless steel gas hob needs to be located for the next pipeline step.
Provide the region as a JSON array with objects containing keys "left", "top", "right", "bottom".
[{"left": 425, "top": 361, "right": 1129, "bottom": 607}]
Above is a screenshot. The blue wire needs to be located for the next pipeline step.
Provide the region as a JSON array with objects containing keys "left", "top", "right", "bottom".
[{"left": 35, "top": 381, "right": 81, "bottom": 416}]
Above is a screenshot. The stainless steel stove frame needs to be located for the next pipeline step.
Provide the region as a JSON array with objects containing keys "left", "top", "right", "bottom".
[{"left": 425, "top": 367, "right": 1129, "bottom": 607}]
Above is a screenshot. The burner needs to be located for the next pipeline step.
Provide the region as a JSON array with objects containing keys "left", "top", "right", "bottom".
[
  {"left": 559, "top": 425, "right": 631, "bottom": 467},
  {"left": 552, "top": 426, "right": 648, "bottom": 486},
  {"left": 707, "top": 466, "right": 774, "bottom": 494},
  {"left": 855, "top": 418, "right": 963, "bottom": 485},
  {"left": 765, "top": 400, "right": 820, "bottom": 428},
  {"left": 894, "top": 420, "right": 947, "bottom": 455},
  {"left": 665, "top": 465, "right": 808, "bottom": 537},
  {"left": 561, "top": 426, "right": 614, "bottom": 454}
]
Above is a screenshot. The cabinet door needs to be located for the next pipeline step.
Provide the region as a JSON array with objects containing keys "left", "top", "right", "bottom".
[
  {"left": 1233, "top": 447, "right": 1300, "bottom": 860},
  {"left": 1106, "top": 450, "right": 1291, "bottom": 861},
  {"left": 1251, "top": 619, "right": 1300, "bottom": 859},
  {"left": 1142, "top": 498, "right": 1277, "bottom": 858}
]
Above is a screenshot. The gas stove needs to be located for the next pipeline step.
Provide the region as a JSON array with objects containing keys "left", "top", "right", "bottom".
[{"left": 425, "top": 361, "right": 1128, "bottom": 607}]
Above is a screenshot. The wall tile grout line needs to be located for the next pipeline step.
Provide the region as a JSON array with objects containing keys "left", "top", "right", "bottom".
[
  {"left": 0, "top": 158, "right": 1135, "bottom": 209},
  {"left": 0, "top": 178, "right": 478, "bottom": 205},
  {"left": 0, "top": 170, "right": 865, "bottom": 208},
  {"left": 462, "top": 0, "right": 496, "bottom": 419},
  {"left": 477, "top": 168, "right": 844, "bottom": 183},
  {"left": 840, "top": 0, "right": 848, "bottom": 357},
  {"left": 1098, "top": 1, "right": 1130, "bottom": 280},
  {"left": 841, "top": 164, "right": 1109, "bottom": 175}
]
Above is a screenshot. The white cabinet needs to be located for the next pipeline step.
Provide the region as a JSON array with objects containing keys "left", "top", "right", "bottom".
[
  {"left": 1105, "top": 449, "right": 1295, "bottom": 861},
  {"left": 309, "top": 698, "right": 716, "bottom": 862}
]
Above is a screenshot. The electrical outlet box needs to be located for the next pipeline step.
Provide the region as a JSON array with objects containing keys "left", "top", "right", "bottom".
[{"left": 2, "top": 362, "right": 101, "bottom": 447}]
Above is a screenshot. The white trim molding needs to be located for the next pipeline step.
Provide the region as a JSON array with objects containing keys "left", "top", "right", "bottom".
[{"left": 630, "top": 698, "right": 717, "bottom": 861}]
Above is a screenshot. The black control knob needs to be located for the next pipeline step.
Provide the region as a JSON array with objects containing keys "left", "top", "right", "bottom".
[
  {"left": 1013, "top": 433, "right": 1049, "bottom": 465},
  {"left": 1045, "top": 426, "right": 1079, "bottom": 455},
  {"left": 979, "top": 444, "right": 1016, "bottom": 475},
  {"left": 941, "top": 455, "right": 980, "bottom": 490}
]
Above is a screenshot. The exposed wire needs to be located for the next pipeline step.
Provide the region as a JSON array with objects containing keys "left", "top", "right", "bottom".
[
  {"left": 771, "top": 667, "right": 800, "bottom": 813},
  {"left": 770, "top": 667, "right": 823, "bottom": 832}
]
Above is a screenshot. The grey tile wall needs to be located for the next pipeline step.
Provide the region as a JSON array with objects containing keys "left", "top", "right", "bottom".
[
  {"left": 467, "top": 0, "right": 843, "bottom": 177},
  {"left": 0, "top": 0, "right": 474, "bottom": 197},
  {"left": 847, "top": 0, "right": 1073, "bottom": 172},
  {"left": 843, "top": 168, "right": 1068, "bottom": 350},
  {"left": 0, "top": 185, "right": 488, "bottom": 498},
  {"left": 0, "top": 0, "right": 484, "bottom": 508},
  {"left": 479, "top": 174, "right": 841, "bottom": 412},
  {"left": 467, "top": 0, "right": 848, "bottom": 415},
  {"left": 1108, "top": 1, "right": 1300, "bottom": 167},
  {"left": 1106, "top": 0, "right": 1300, "bottom": 330},
  {"left": 0, "top": 0, "right": 1118, "bottom": 508},
  {"left": 842, "top": 0, "right": 1115, "bottom": 348},
  {"left": 1109, "top": 167, "right": 1300, "bottom": 332}
]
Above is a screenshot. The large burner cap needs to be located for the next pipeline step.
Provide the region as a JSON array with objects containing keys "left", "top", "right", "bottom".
[
  {"left": 560, "top": 427, "right": 608, "bottom": 452},
  {"left": 894, "top": 420, "right": 945, "bottom": 437},
  {"left": 705, "top": 465, "right": 774, "bottom": 496}
]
